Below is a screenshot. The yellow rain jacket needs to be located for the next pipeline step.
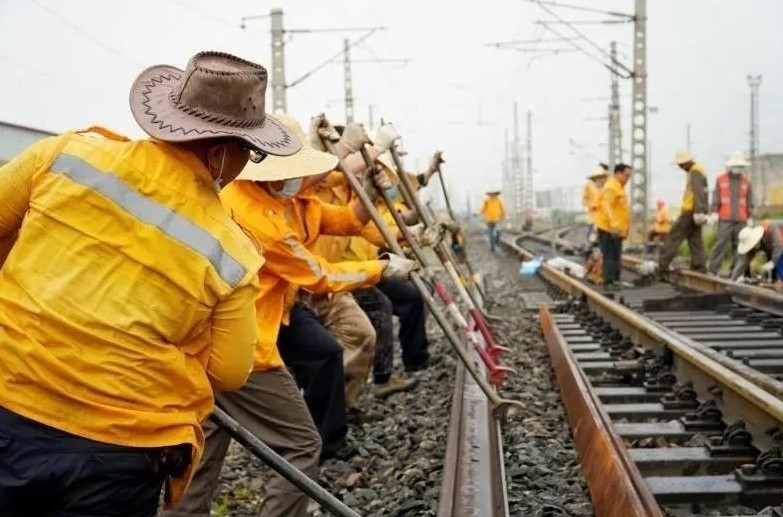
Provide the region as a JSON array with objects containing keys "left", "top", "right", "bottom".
[
  {"left": 583, "top": 181, "right": 601, "bottom": 224},
  {"left": 652, "top": 204, "right": 671, "bottom": 234},
  {"left": 595, "top": 176, "right": 630, "bottom": 238},
  {"left": 481, "top": 196, "right": 506, "bottom": 223},
  {"left": 220, "top": 180, "right": 385, "bottom": 371},
  {"left": 681, "top": 162, "right": 707, "bottom": 213},
  {"left": 0, "top": 128, "right": 262, "bottom": 503}
]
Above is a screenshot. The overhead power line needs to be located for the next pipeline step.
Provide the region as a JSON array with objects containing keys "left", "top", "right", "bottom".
[
  {"left": 525, "top": 0, "right": 634, "bottom": 19},
  {"left": 29, "top": 0, "right": 142, "bottom": 67}
]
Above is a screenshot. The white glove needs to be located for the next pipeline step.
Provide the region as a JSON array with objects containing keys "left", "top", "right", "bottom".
[
  {"left": 340, "top": 122, "right": 371, "bottom": 152},
  {"left": 421, "top": 223, "right": 446, "bottom": 248},
  {"left": 693, "top": 213, "right": 708, "bottom": 226},
  {"left": 373, "top": 123, "right": 400, "bottom": 153},
  {"left": 408, "top": 223, "right": 425, "bottom": 241},
  {"left": 708, "top": 213, "right": 719, "bottom": 225},
  {"left": 736, "top": 275, "right": 747, "bottom": 284},
  {"left": 761, "top": 261, "right": 775, "bottom": 273},
  {"left": 380, "top": 253, "right": 419, "bottom": 281},
  {"left": 636, "top": 260, "right": 658, "bottom": 276},
  {"left": 308, "top": 113, "right": 339, "bottom": 151},
  {"left": 747, "top": 217, "right": 755, "bottom": 227}
]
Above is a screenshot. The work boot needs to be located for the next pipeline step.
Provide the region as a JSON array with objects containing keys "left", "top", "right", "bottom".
[{"left": 373, "top": 375, "right": 417, "bottom": 399}]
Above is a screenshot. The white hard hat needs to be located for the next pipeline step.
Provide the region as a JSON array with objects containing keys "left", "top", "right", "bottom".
[
  {"left": 737, "top": 225, "right": 764, "bottom": 255},
  {"left": 673, "top": 150, "right": 694, "bottom": 165},
  {"left": 725, "top": 151, "right": 750, "bottom": 168}
]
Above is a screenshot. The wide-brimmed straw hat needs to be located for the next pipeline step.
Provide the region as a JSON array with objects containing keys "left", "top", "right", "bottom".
[
  {"left": 130, "top": 51, "right": 300, "bottom": 156},
  {"left": 587, "top": 168, "right": 609, "bottom": 179},
  {"left": 235, "top": 113, "right": 337, "bottom": 182},
  {"left": 673, "top": 150, "right": 694, "bottom": 165},
  {"left": 725, "top": 151, "right": 750, "bottom": 168},
  {"left": 486, "top": 190, "right": 501, "bottom": 195},
  {"left": 737, "top": 225, "right": 764, "bottom": 255}
]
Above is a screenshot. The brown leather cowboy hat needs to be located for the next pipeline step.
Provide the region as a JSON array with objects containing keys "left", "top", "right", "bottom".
[{"left": 129, "top": 51, "right": 300, "bottom": 156}]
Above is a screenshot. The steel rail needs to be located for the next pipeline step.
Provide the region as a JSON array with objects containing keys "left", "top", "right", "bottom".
[
  {"left": 501, "top": 235, "right": 783, "bottom": 451},
  {"left": 539, "top": 306, "right": 662, "bottom": 517}
]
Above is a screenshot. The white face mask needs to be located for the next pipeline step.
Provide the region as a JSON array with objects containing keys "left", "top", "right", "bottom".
[{"left": 272, "top": 177, "right": 303, "bottom": 199}]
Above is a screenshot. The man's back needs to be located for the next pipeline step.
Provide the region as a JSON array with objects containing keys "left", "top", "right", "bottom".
[{"left": 0, "top": 128, "right": 261, "bottom": 452}]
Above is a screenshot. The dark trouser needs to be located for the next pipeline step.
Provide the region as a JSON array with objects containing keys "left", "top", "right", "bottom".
[
  {"left": 487, "top": 223, "right": 500, "bottom": 251},
  {"left": 708, "top": 220, "right": 744, "bottom": 275},
  {"left": 659, "top": 213, "right": 706, "bottom": 272},
  {"left": 598, "top": 229, "right": 622, "bottom": 284},
  {"left": 376, "top": 280, "right": 430, "bottom": 369},
  {"left": 0, "top": 406, "right": 174, "bottom": 517},
  {"left": 277, "top": 306, "right": 347, "bottom": 448},
  {"left": 354, "top": 287, "right": 395, "bottom": 384}
]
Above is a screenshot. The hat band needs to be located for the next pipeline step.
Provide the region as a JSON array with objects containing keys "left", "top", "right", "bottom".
[{"left": 169, "top": 91, "right": 265, "bottom": 129}]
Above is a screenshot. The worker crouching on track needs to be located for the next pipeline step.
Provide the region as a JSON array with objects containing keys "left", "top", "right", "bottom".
[
  {"left": 707, "top": 152, "right": 754, "bottom": 276},
  {"left": 732, "top": 221, "right": 783, "bottom": 283},
  {"left": 648, "top": 199, "right": 671, "bottom": 243},
  {"left": 0, "top": 52, "right": 300, "bottom": 514},
  {"left": 219, "top": 116, "right": 417, "bottom": 458},
  {"left": 595, "top": 163, "right": 632, "bottom": 289},
  {"left": 481, "top": 190, "right": 506, "bottom": 252},
  {"left": 582, "top": 167, "right": 609, "bottom": 257},
  {"left": 659, "top": 151, "right": 709, "bottom": 274}
]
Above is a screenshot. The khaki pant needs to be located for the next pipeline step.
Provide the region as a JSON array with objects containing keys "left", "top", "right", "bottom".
[
  {"left": 160, "top": 369, "right": 321, "bottom": 517},
  {"left": 708, "top": 220, "right": 744, "bottom": 274},
  {"left": 659, "top": 212, "right": 706, "bottom": 272},
  {"left": 310, "top": 292, "right": 376, "bottom": 408}
]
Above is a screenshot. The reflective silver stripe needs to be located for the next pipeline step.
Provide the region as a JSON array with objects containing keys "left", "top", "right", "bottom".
[
  {"left": 282, "top": 235, "right": 368, "bottom": 283},
  {"left": 51, "top": 153, "right": 247, "bottom": 287}
]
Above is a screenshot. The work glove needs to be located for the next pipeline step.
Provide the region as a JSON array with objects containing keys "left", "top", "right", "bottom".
[
  {"left": 708, "top": 213, "right": 719, "bottom": 225},
  {"left": 341, "top": 122, "right": 371, "bottom": 152},
  {"left": 747, "top": 217, "right": 755, "bottom": 227},
  {"left": 407, "top": 223, "right": 425, "bottom": 242},
  {"left": 380, "top": 252, "right": 420, "bottom": 281},
  {"left": 399, "top": 208, "right": 419, "bottom": 225},
  {"left": 427, "top": 151, "right": 445, "bottom": 173},
  {"left": 443, "top": 220, "right": 461, "bottom": 233},
  {"left": 373, "top": 123, "right": 400, "bottom": 154},
  {"left": 309, "top": 113, "right": 339, "bottom": 151},
  {"left": 761, "top": 261, "right": 775, "bottom": 273},
  {"left": 693, "top": 213, "right": 708, "bottom": 226},
  {"left": 421, "top": 222, "right": 447, "bottom": 248},
  {"left": 363, "top": 164, "right": 391, "bottom": 202},
  {"left": 636, "top": 260, "right": 658, "bottom": 276}
]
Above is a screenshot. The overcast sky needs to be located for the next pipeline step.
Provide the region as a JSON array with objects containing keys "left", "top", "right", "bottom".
[{"left": 1, "top": 0, "right": 781, "bottom": 212}]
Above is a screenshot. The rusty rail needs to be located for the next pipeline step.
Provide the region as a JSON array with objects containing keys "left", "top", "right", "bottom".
[{"left": 539, "top": 306, "right": 662, "bottom": 517}]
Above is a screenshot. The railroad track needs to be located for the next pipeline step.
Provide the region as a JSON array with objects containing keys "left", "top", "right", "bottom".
[{"left": 501, "top": 233, "right": 783, "bottom": 517}]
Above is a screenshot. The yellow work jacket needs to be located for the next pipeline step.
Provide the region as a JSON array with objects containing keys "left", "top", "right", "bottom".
[
  {"left": 595, "top": 176, "right": 630, "bottom": 238},
  {"left": 583, "top": 181, "right": 601, "bottom": 224},
  {"left": 0, "top": 128, "right": 262, "bottom": 504},
  {"left": 308, "top": 172, "right": 354, "bottom": 263},
  {"left": 681, "top": 162, "right": 707, "bottom": 212},
  {"left": 481, "top": 196, "right": 506, "bottom": 223},
  {"left": 220, "top": 181, "right": 384, "bottom": 371},
  {"left": 653, "top": 205, "right": 671, "bottom": 234}
]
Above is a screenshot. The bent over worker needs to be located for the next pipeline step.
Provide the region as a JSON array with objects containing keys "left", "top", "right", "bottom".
[
  {"left": 732, "top": 221, "right": 783, "bottom": 282},
  {"left": 659, "top": 151, "right": 709, "bottom": 273},
  {"left": 595, "top": 163, "right": 632, "bottom": 288},
  {"left": 707, "top": 152, "right": 754, "bottom": 276},
  {"left": 648, "top": 199, "right": 671, "bottom": 242},
  {"left": 481, "top": 190, "right": 506, "bottom": 252},
  {"left": 0, "top": 52, "right": 300, "bottom": 514}
]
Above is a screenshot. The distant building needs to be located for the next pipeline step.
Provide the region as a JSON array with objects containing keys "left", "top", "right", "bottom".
[
  {"left": 0, "top": 121, "right": 56, "bottom": 165},
  {"left": 757, "top": 153, "right": 783, "bottom": 207}
]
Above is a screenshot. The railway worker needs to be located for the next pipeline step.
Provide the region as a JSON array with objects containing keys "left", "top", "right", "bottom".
[
  {"left": 220, "top": 116, "right": 418, "bottom": 456},
  {"left": 481, "top": 190, "right": 506, "bottom": 252},
  {"left": 595, "top": 163, "right": 632, "bottom": 288},
  {"left": 707, "top": 152, "right": 755, "bottom": 276},
  {"left": 648, "top": 199, "right": 671, "bottom": 242},
  {"left": 582, "top": 167, "right": 609, "bottom": 257},
  {"left": 659, "top": 151, "right": 709, "bottom": 274},
  {"left": 732, "top": 220, "right": 783, "bottom": 283},
  {"left": 0, "top": 52, "right": 300, "bottom": 514}
]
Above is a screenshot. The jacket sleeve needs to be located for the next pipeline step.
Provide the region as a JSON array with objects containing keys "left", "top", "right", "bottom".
[
  {"left": 207, "top": 280, "right": 259, "bottom": 391},
  {"left": 0, "top": 139, "right": 50, "bottom": 239},
  {"left": 264, "top": 230, "right": 384, "bottom": 294},
  {"left": 319, "top": 200, "right": 365, "bottom": 236},
  {"left": 710, "top": 180, "right": 719, "bottom": 213},
  {"left": 692, "top": 172, "right": 708, "bottom": 214},
  {"left": 601, "top": 185, "right": 617, "bottom": 225},
  {"left": 361, "top": 216, "right": 400, "bottom": 248}
]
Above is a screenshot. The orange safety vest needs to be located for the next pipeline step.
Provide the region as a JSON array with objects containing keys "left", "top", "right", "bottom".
[{"left": 716, "top": 172, "right": 750, "bottom": 221}]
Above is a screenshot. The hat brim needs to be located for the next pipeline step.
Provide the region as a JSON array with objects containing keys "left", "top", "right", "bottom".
[
  {"left": 725, "top": 160, "right": 751, "bottom": 168},
  {"left": 235, "top": 142, "right": 338, "bottom": 182},
  {"left": 129, "top": 64, "right": 300, "bottom": 156},
  {"left": 738, "top": 226, "right": 764, "bottom": 255},
  {"left": 486, "top": 191, "right": 501, "bottom": 195},
  {"left": 588, "top": 172, "right": 608, "bottom": 179}
]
